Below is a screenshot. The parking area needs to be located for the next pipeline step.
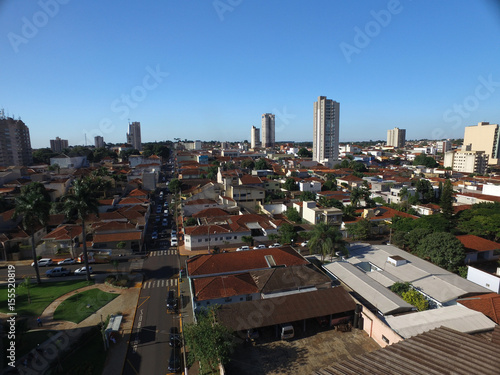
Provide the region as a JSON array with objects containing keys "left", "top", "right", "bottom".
[{"left": 225, "top": 324, "right": 380, "bottom": 375}]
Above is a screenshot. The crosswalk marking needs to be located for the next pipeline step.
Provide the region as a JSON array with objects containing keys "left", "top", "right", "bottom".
[
  {"left": 149, "top": 250, "right": 178, "bottom": 256},
  {"left": 142, "top": 278, "right": 178, "bottom": 289}
]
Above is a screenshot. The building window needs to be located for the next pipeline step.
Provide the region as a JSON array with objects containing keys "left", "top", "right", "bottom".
[
  {"left": 382, "top": 335, "right": 390, "bottom": 344},
  {"left": 225, "top": 297, "right": 232, "bottom": 302},
  {"left": 246, "top": 295, "right": 252, "bottom": 301}
]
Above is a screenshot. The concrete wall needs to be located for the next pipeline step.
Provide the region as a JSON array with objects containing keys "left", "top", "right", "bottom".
[{"left": 467, "top": 266, "right": 500, "bottom": 293}]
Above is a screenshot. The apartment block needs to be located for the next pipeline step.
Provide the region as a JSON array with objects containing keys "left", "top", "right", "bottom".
[
  {"left": 0, "top": 116, "right": 33, "bottom": 167},
  {"left": 50, "top": 137, "right": 69, "bottom": 153},
  {"left": 250, "top": 125, "right": 260, "bottom": 148},
  {"left": 313, "top": 96, "right": 340, "bottom": 165},
  {"left": 444, "top": 149, "right": 489, "bottom": 174},
  {"left": 464, "top": 122, "right": 499, "bottom": 165},
  {"left": 94, "top": 135, "right": 104, "bottom": 148},
  {"left": 387, "top": 127, "right": 406, "bottom": 148},
  {"left": 261, "top": 113, "right": 275, "bottom": 148},
  {"left": 126, "top": 121, "right": 142, "bottom": 151}
]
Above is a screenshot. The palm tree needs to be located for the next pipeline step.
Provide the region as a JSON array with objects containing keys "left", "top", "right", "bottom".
[
  {"left": 63, "top": 178, "right": 99, "bottom": 282},
  {"left": 308, "top": 222, "right": 347, "bottom": 262},
  {"left": 13, "top": 182, "right": 51, "bottom": 284},
  {"left": 349, "top": 187, "right": 363, "bottom": 208}
]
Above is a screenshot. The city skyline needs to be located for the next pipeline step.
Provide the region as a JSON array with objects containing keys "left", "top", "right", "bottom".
[{"left": 1, "top": 1, "right": 500, "bottom": 148}]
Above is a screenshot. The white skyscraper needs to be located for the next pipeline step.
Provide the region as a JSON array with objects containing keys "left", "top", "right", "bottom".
[
  {"left": 313, "top": 96, "right": 340, "bottom": 165},
  {"left": 261, "top": 113, "right": 275, "bottom": 148},
  {"left": 387, "top": 127, "right": 406, "bottom": 148},
  {"left": 127, "top": 122, "right": 142, "bottom": 151}
]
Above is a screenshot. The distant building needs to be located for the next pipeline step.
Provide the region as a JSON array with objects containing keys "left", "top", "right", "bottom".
[
  {"left": 0, "top": 115, "right": 33, "bottom": 167},
  {"left": 126, "top": 122, "right": 142, "bottom": 151},
  {"left": 464, "top": 122, "right": 500, "bottom": 165},
  {"left": 50, "top": 137, "right": 69, "bottom": 153},
  {"left": 184, "top": 140, "right": 202, "bottom": 150},
  {"left": 387, "top": 127, "right": 406, "bottom": 148},
  {"left": 94, "top": 136, "right": 104, "bottom": 148},
  {"left": 251, "top": 126, "right": 260, "bottom": 148},
  {"left": 261, "top": 113, "right": 275, "bottom": 148},
  {"left": 437, "top": 140, "right": 451, "bottom": 153},
  {"left": 313, "top": 96, "right": 340, "bottom": 165},
  {"left": 444, "top": 149, "right": 489, "bottom": 174}
]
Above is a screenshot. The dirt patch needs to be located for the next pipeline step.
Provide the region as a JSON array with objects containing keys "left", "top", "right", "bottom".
[{"left": 225, "top": 327, "right": 380, "bottom": 375}]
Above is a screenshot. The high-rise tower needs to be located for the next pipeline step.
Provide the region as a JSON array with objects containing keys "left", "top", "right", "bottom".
[
  {"left": 0, "top": 115, "right": 33, "bottom": 167},
  {"left": 127, "top": 122, "right": 142, "bottom": 151},
  {"left": 261, "top": 113, "right": 275, "bottom": 148},
  {"left": 313, "top": 96, "right": 340, "bottom": 164}
]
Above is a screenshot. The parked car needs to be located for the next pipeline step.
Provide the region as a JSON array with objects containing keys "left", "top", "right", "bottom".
[
  {"left": 169, "top": 327, "right": 182, "bottom": 347},
  {"left": 236, "top": 246, "right": 250, "bottom": 252},
  {"left": 57, "top": 258, "right": 76, "bottom": 265},
  {"left": 166, "top": 290, "right": 178, "bottom": 312},
  {"left": 74, "top": 266, "right": 93, "bottom": 275},
  {"left": 170, "top": 238, "right": 178, "bottom": 247},
  {"left": 279, "top": 323, "right": 294, "bottom": 340},
  {"left": 171, "top": 228, "right": 177, "bottom": 236},
  {"left": 162, "top": 218, "right": 168, "bottom": 226},
  {"left": 168, "top": 348, "right": 181, "bottom": 372},
  {"left": 300, "top": 241, "right": 309, "bottom": 247},
  {"left": 156, "top": 206, "right": 162, "bottom": 214},
  {"left": 152, "top": 231, "right": 158, "bottom": 240},
  {"left": 45, "top": 267, "right": 70, "bottom": 277},
  {"left": 253, "top": 245, "right": 266, "bottom": 249},
  {"left": 31, "top": 258, "right": 53, "bottom": 267},
  {"left": 269, "top": 243, "right": 282, "bottom": 248}
]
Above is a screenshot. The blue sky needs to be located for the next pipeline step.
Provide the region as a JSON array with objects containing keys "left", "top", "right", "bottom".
[{"left": 1, "top": 0, "right": 500, "bottom": 148}]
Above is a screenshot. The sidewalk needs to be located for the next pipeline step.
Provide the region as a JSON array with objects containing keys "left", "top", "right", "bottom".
[{"left": 5, "top": 273, "right": 142, "bottom": 374}]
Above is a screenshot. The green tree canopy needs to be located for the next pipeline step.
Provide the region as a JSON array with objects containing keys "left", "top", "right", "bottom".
[
  {"left": 184, "top": 308, "right": 235, "bottom": 373},
  {"left": 255, "top": 158, "right": 270, "bottom": 170},
  {"left": 285, "top": 207, "right": 302, "bottom": 223},
  {"left": 346, "top": 219, "right": 372, "bottom": 240},
  {"left": 402, "top": 289, "right": 429, "bottom": 311},
  {"left": 299, "top": 191, "right": 316, "bottom": 201},
  {"left": 240, "top": 159, "right": 255, "bottom": 169},
  {"left": 283, "top": 178, "right": 299, "bottom": 191},
  {"left": 278, "top": 222, "right": 298, "bottom": 244},
  {"left": 308, "top": 222, "right": 346, "bottom": 261},
  {"left": 405, "top": 227, "right": 433, "bottom": 251},
  {"left": 416, "top": 232, "right": 465, "bottom": 272},
  {"left": 169, "top": 178, "right": 182, "bottom": 194},
  {"left": 297, "top": 147, "right": 312, "bottom": 157},
  {"left": 390, "top": 281, "right": 411, "bottom": 296}
]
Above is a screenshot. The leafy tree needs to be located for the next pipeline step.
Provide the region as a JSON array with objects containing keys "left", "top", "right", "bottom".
[
  {"left": 308, "top": 222, "right": 347, "bottom": 262},
  {"left": 416, "top": 232, "right": 465, "bottom": 272},
  {"left": 278, "top": 222, "right": 298, "bottom": 244},
  {"left": 63, "top": 178, "right": 99, "bottom": 281},
  {"left": 142, "top": 143, "right": 170, "bottom": 159},
  {"left": 391, "top": 230, "right": 408, "bottom": 249},
  {"left": 349, "top": 161, "right": 367, "bottom": 173},
  {"left": 255, "top": 159, "right": 270, "bottom": 170},
  {"left": 390, "top": 282, "right": 411, "bottom": 297},
  {"left": 413, "top": 154, "right": 438, "bottom": 168},
  {"left": 402, "top": 289, "right": 429, "bottom": 311},
  {"left": 342, "top": 204, "right": 357, "bottom": 220},
  {"left": 283, "top": 178, "right": 299, "bottom": 191},
  {"left": 415, "top": 179, "right": 435, "bottom": 203},
  {"left": 184, "top": 307, "right": 235, "bottom": 373},
  {"left": 32, "top": 148, "right": 59, "bottom": 164},
  {"left": 340, "top": 159, "right": 350, "bottom": 169},
  {"left": 318, "top": 196, "right": 344, "bottom": 209},
  {"left": 285, "top": 207, "right": 302, "bottom": 223},
  {"left": 457, "top": 215, "right": 500, "bottom": 241},
  {"left": 169, "top": 178, "right": 182, "bottom": 194},
  {"left": 116, "top": 241, "right": 126, "bottom": 249},
  {"left": 299, "top": 191, "right": 316, "bottom": 201},
  {"left": 440, "top": 179, "right": 454, "bottom": 218},
  {"left": 322, "top": 177, "right": 337, "bottom": 191},
  {"left": 346, "top": 219, "right": 372, "bottom": 240},
  {"left": 14, "top": 182, "right": 51, "bottom": 284},
  {"left": 186, "top": 217, "right": 198, "bottom": 226},
  {"left": 241, "top": 235, "right": 253, "bottom": 247},
  {"left": 119, "top": 148, "right": 140, "bottom": 161},
  {"left": 241, "top": 159, "right": 255, "bottom": 169},
  {"left": 405, "top": 228, "right": 433, "bottom": 251},
  {"left": 297, "top": 147, "right": 312, "bottom": 157}
]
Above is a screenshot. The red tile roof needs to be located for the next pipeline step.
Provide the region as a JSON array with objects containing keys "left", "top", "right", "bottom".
[
  {"left": 192, "top": 208, "right": 230, "bottom": 218},
  {"left": 43, "top": 225, "right": 82, "bottom": 241},
  {"left": 185, "top": 199, "right": 217, "bottom": 206},
  {"left": 456, "top": 192, "right": 500, "bottom": 203},
  {"left": 187, "top": 247, "right": 308, "bottom": 277},
  {"left": 193, "top": 273, "right": 259, "bottom": 301},
  {"left": 458, "top": 293, "right": 500, "bottom": 324},
  {"left": 93, "top": 231, "right": 142, "bottom": 243},
  {"left": 240, "top": 175, "right": 263, "bottom": 185},
  {"left": 456, "top": 235, "right": 500, "bottom": 252}
]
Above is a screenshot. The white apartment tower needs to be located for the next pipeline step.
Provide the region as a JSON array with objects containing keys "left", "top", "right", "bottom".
[
  {"left": 387, "top": 127, "right": 406, "bottom": 148},
  {"left": 261, "top": 113, "right": 275, "bottom": 148},
  {"left": 464, "top": 122, "right": 500, "bottom": 165},
  {"left": 127, "top": 121, "right": 142, "bottom": 151},
  {"left": 313, "top": 96, "right": 340, "bottom": 164},
  {"left": 251, "top": 126, "right": 260, "bottom": 148}
]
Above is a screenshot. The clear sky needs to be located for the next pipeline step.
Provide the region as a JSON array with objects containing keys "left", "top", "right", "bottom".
[{"left": 1, "top": 0, "right": 500, "bottom": 148}]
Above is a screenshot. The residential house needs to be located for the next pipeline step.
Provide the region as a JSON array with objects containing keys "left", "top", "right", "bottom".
[{"left": 458, "top": 234, "right": 500, "bottom": 263}]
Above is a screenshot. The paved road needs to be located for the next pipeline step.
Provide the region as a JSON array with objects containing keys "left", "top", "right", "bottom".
[{"left": 123, "top": 241, "right": 182, "bottom": 374}]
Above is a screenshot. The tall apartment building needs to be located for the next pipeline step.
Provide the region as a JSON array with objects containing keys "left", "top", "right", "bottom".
[
  {"left": 464, "top": 122, "right": 499, "bottom": 165},
  {"left": 0, "top": 116, "right": 33, "bottom": 167},
  {"left": 50, "top": 137, "right": 69, "bottom": 153},
  {"left": 444, "top": 149, "right": 489, "bottom": 174},
  {"left": 387, "top": 127, "right": 406, "bottom": 148},
  {"left": 250, "top": 126, "right": 260, "bottom": 148},
  {"left": 127, "top": 121, "right": 142, "bottom": 151},
  {"left": 437, "top": 140, "right": 451, "bottom": 153},
  {"left": 261, "top": 113, "right": 275, "bottom": 148},
  {"left": 313, "top": 96, "right": 340, "bottom": 164},
  {"left": 94, "top": 136, "right": 104, "bottom": 148}
]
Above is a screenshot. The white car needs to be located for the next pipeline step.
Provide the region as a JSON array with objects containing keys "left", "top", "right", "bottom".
[
  {"left": 236, "top": 246, "right": 250, "bottom": 252},
  {"left": 74, "top": 266, "right": 93, "bottom": 275},
  {"left": 58, "top": 258, "right": 76, "bottom": 265},
  {"left": 300, "top": 241, "right": 309, "bottom": 247},
  {"left": 269, "top": 243, "right": 281, "bottom": 248},
  {"left": 253, "top": 245, "right": 266, "bottom": 250},
  {"left": 170, "top": 238, "right": 178, "bottom": 247},
  {"left": 31, "top": 258, "right": 53, "bottom": 267}
]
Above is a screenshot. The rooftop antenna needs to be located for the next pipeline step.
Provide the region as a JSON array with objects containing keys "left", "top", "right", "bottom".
[{"left": 85, "top": 133, "right": 87, "bottom": 146}]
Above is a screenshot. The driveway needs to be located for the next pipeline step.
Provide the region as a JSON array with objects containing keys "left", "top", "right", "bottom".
[{"left": 225, "top": 325, "right": 380, "bottom": 375}]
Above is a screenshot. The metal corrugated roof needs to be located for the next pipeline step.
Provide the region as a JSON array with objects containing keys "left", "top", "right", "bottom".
[
  {"left": 313, "top": 326, "right": 500, "bottom": 375},
  {"left": 386, "top": 304, "right": 497, "bottom": 339},
  {"left": 324, "top": 262, "right": 413, "bottom": 315},
  {"left": 217, "top": 287, "right": 356, "bottom": 332}
]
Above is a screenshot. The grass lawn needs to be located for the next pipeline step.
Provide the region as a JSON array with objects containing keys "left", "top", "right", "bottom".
[
  {"left": 53, "top": 327, "right": 107, "bottom": 375},
  {"left": 53, "top": 289, "right": 118, "bottom": 323},
  {"left": 0, "top": 280, "right": 93, "bottom": 316}
]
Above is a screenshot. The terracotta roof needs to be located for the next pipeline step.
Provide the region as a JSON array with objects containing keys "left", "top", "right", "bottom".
[
  {"left": 185, "top": 199, "right": 217, "bottom": 206},
  {"left": 47, "top": 214, "right": 66, "bottom": 227},
  {"left": 193, "top": 273, "right": 259, "bottom": 301},
  {"left": 187, "top": 247, "right": 308, "bottom": 277},
  {"left": 93, "top": 231, "right": 142, "bottom": 243},
  {"left": 117, "top": 197, "right": 149, "bottom": 205},
  {"left": 0, "top": 187, "right": 16, "bottom": 194},
  {"left": 456, "top": 235, "right": 500, "bottom": 252},
  {"left": 192, "top": 208, "right": 230, "bottom": 218},
  {"left": 98, "top": 199, "right": 114, "bottom": 205},
  {"left": 43, "top": 225, "right": 82, "bottom": 241},
  {"left": 458, "top": 293, "right": 500, "bottom": 324},
  {"left": 184, "top": 223, "right": 231, "bottom": 236},
  {"left": 456, "top": 192, "right": 500, "bottom": 203},
  {"left": 1, "top": 209, "right": 16, "bottom": 222},
  {"left": 454, "top": 204, "right": 473, "bottom": 213},
  {"left": 128, "top": 188, "right": 149, "bottom": 197},
  {"left": 92, "top": 221, "right": 137, "bottom": 232},
  {"left": 240, "top": 175, "right": 263, "bottom": 185}
]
